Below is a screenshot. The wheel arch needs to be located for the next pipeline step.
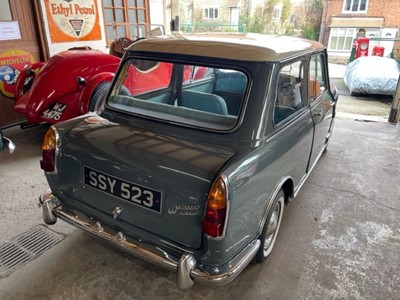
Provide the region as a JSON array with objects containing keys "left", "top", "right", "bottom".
[
  {"left": 14, "top": 62, "right": 44, "bottom": 99},
  {"left": 257, "top": 176, "right": 294, "bottom": 236},
  {"left": 78, "top": 72, "right": 115, "bottom": 114}
]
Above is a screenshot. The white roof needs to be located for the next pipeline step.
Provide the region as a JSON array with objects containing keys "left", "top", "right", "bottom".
[{"left": 127, "top": 33, "right": 324, "bottom": 62}]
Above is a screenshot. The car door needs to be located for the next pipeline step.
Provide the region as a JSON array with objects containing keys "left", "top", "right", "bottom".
[
  {"left": 273, "top": 59, "right": 314, "bottom": 187},
  {"left": 308, "top": 52, "right": 335, "bottom": 170}
]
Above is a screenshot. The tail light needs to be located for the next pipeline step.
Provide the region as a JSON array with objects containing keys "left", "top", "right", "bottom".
[
  {"left": 40, "top": 127, "right": 58, "bottom": 172},
  {"left": 202, "top": 176, "right": 228, "bottom": 238}
]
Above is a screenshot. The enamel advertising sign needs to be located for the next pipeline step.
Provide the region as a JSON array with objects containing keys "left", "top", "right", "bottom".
[
  {"left": 0, "top": 49, "right": 35, "bottom": 97},
  {"left": 44, "top": 0, "right": 102, "bottom": 43}
]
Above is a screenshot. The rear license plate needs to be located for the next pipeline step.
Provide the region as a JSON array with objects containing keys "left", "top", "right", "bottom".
[
  {"left": 83, "top": 166, "right": 162, "bottom": 213},
  {"left": 42, "top": 102, "right": 68, "bottom": 121}
]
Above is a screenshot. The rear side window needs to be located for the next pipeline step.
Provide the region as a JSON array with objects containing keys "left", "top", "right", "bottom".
[
  {"left": 107, "top": 58, "right": 248, "bottom": 131},
  {"left": 309, "top": 53, "right": 327, "bottom": 101},
  {"left": 274, "top": 60, "right": 306, "bottom": 124}
]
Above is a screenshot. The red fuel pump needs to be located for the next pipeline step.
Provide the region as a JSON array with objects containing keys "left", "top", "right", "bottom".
[{"left": 355, "top": 37, "right": 369, "bottom": 58}]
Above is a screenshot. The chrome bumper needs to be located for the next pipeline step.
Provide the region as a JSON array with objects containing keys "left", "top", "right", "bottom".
[{"left": 39, "top": 190, "right": 261, "bottom": 290}]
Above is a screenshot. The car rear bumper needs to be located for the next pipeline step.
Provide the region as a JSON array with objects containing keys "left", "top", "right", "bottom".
[{"left": 39, "top": 190, "right": 260, "bottom": 290}]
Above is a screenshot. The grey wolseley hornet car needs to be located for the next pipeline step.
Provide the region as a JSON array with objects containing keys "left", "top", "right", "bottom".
[{"left": 39, "top": 33, "right": 337, "bottom": 289}]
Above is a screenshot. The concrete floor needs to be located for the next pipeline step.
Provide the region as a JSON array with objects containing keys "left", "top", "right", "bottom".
[{"left": 0, "top": 88, "right": 400, "bottom": 299}]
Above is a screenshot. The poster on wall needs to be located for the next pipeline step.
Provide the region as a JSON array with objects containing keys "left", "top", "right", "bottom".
[{"left": 44, "top": 0, "right": 102, "bottom": 43}]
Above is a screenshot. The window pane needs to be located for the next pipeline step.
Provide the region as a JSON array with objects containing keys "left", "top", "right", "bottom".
[
  {"left": 109, "top": 60, "right": 247, "bottom": 130},
  {"left": 329, "top": 37, "right": 338, "bottom": 50},
  {"left": 104, "top": 9, "right": 114, "bottom": 22},
  {"left": 344, "top": 37, "right": 353, "bottom": 50},
  {"left": 139, "top": 25, "right": 146, "bottom": 37},
  {"left": 138, "top": 10, "right": 145, "bottom": 22},
  {"left": 214, "top": 8, "right": 218, "bottom": 18},
  {"left": 210, "top": 9, "right": 214, "bottom": 19},
  {"left": 337, "top": 37, "right": 345, "bottom": 49},
  {"left": 276, "top": 60, "right": 304, "bottom": 115},
  {"left": 137, "top": 0, "right": 144, "bottom": 7},
  {"left": 129, "top": 25, "right": 138, "bottom": 38},
  {"left": 114, "top": 0, "right": 123, "bottom": 6},
  {"left": 128, "top": 0, "right": 136, "bottom": 6},
  {"left": 116, "top": 25, "right": 126, "bottom": 37},
  {"left": 344, "top": 0, "right": 351, "bottom": 10},
  {"left": 0, "top": 0, "right": 12, "bottom": 20},
  {"left": 104, "top": 0, "right": 113, "bottom": 6},
  {"left": 115, "top": 9, "right": 125, "bottom": 22},
  {"left": 128, "top": 9, "right": 137, "bottom": 23},
  {"left": 360, "top": 0, "right": 367, "bottom": 10},
  {"left": 316, "top": 56, "right": 326, "bottom": 88},
  {"left": 309, "top": 54, "right": 326, "bottom": 100},
  {"left": 106, "top": 26, "right": 115, "bottom": 40},
  {"left": 352, "top": 0, "right": 359, "bottom": 11},
  {"left": 339, "top": 29, "right": 346, "bottom": 35}
]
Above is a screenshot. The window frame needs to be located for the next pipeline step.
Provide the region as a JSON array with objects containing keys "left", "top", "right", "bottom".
[
  {"left": 328, "top": 28, "right": 356, "bottom": 52},
  {"left": 107, "top": 57, "right": 249, "bottom": 132},
  {"left": 342, "top": 0, "right": 368, "bottom": 13},
  {"left": 272, "top": 5, "right": 282, "bottom": 21},
  {"left": 273, "top": 59, "right": 307, "bottom": 126},
  {"left": 102, "top": 0, "right": 150, "bottom": 45},
  {"left": 308, "top": 53, "right": 328, "bottom": 102},
  {"left": 203, "top": 7, "right": 219, "bottom": 20}
]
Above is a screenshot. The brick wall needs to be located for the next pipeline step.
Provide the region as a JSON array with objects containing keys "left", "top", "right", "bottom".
[{"left": 321, "top": 0, "right": 400, "bottom": 59}]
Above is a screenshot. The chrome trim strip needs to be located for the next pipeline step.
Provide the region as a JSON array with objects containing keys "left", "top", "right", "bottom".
[
  {"left": 293, "top": 144, "right": 326, "bottom": 197},
  {"left": 158, "top": 165, "right": 210, "bottom": 183},
  {"left": 39, "top": 192, "right": 260, "bottom": 289}
]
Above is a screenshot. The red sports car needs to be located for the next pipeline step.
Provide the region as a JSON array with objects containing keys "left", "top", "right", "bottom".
[{"left": 12, "top": 38, "right": 170, "bottom": 125}]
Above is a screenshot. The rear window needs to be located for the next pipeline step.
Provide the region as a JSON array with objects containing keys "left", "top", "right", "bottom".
[{"left": 107, "top": 58, "right": 248, "bottom": 130}]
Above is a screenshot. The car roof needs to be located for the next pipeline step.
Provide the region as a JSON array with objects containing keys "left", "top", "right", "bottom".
[{"left": 126, "top": 33, "right": 324, "bottom": 62}]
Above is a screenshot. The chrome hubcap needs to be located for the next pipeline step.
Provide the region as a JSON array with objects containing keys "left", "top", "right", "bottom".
[{"left": 263, "top": 197, "right": 283, "bottom": 255}]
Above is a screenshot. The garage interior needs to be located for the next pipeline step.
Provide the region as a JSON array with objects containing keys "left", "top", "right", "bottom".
[{"left": 1, "top": 1, "right": 400, "bottom": 299}]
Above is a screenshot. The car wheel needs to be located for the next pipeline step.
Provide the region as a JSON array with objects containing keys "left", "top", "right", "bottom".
[
  {"left": 254, "top": 189, "right": 285, "bottom": 263},
  {"left": 88, "top": 81, "right": 111, "bottom": 112}
]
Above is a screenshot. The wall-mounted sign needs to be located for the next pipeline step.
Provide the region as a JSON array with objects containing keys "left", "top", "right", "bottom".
[
  {"left": 0, "top": 50, "right": 35, "bottom": 97},
  {"left": 0, "top": 21, "right": 21, "bottom": 41},
  {"left": 44, "top": 0, "right": 102, "bottom": 43}
]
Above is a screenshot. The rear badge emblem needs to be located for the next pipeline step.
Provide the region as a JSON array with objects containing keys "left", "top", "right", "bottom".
[
  {"left": 168, "top": 204, "right": 200, "bottom": 216},
  {"left": 112, "top": 206, "right": 124, "bottom": 220}
]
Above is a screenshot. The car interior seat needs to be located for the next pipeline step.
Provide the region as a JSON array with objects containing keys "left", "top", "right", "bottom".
[{"left": 181, "top": 90, "right": 228, "bottom": 115}]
